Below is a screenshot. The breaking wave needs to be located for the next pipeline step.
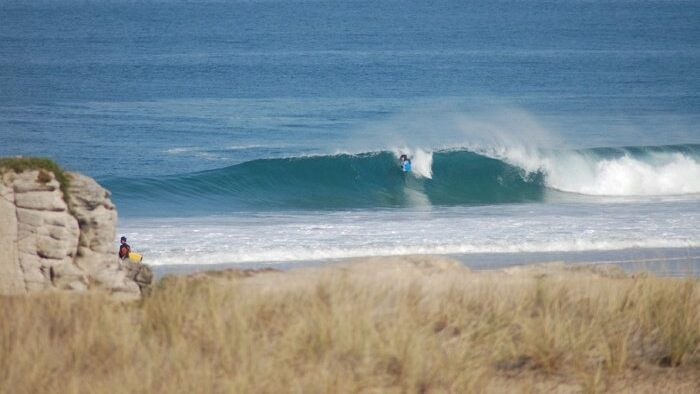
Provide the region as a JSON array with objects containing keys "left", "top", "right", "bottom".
[{"left": 102, "top": 143, "right": 700, "bottom": 215}]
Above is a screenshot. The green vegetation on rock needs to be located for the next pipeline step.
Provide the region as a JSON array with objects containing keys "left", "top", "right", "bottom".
[{"left": 0, "top": 157, "right": 71, "bottom": 204}]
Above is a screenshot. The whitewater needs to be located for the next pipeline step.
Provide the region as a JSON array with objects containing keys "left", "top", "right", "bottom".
[
  {"left": 121, "top": 200, "right": 700, "bottom": 267},
  {"left": 108, "top": 143, "right": 700, "bottom": 266},
  {"left": 3, "top": 0, "right": 699, "bottom": 270}
]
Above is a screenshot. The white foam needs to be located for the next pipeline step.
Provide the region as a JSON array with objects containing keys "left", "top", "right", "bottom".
[
  {"left": 355, "top": 104, "right": 699, "bottom": 197},
  {"left": 120, "top": 201, "right": 700, "bottom": 266},
  {"left": 490, "top": 147, "right": 700, "bottom": 196},
  {"left": 411, "top": 148, "right": 434, "bottom": 179},
  {"left": 392, "top": 147, "right": 433, "bottom": 179},
  {"left": 165, "top": 147, "right": 197, "bottom": 154},
  {"left": 134, "top": 238, "right": 700, "bottom": 266}
]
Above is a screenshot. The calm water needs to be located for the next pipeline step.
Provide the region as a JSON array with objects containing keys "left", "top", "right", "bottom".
[{"left": 2, "top": 0, "right": 699, "bottom": 267}]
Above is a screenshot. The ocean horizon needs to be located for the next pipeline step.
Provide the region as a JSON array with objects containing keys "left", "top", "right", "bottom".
[{"left": 2, "top": 0, "right": 699, "bottom": 269}]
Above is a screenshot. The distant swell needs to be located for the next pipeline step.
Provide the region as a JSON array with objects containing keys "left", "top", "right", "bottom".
[{"left": 102, "top": 144, "right": 700, "bottom": 215}]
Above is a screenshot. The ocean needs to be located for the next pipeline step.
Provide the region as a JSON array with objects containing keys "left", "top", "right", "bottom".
[{"left": 2, "top": 0, "right": 699, "bottom": 272}]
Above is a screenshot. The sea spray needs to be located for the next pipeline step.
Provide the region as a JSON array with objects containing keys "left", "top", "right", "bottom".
[
  {"left": 487, "top": 146, "right": 700, "bottom": 196},
  {"left": 392, "top": 148, "right": 434, "bottom": 178},
  {"left": 350, "top": 105, "right": 561, "bottom": 156}
]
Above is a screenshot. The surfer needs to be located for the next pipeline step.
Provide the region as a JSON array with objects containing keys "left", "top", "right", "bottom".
[
  {"left": 400, "top": 154, "right": 412, "bottom": 172},
  {"left": 118, "top": 236, "right": 131, "bottom": 261}
]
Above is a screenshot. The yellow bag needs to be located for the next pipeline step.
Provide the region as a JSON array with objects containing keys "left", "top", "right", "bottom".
[{"left": 128, "top": 252, "right": 143, "bottom": 263}]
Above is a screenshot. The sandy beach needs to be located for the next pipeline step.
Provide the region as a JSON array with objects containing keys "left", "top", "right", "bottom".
[{"left": 150, "top": 247, "right": 700, "bottom": 280}]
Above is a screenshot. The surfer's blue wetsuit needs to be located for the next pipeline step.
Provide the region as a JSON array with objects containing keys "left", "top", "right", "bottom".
[{"left": 399, "top": 154, "right": 412, "bottom": 172}]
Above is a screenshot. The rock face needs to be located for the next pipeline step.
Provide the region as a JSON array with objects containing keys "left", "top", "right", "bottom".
[{"left": 0, "top": 169, "right": 152, "bottom": 298}]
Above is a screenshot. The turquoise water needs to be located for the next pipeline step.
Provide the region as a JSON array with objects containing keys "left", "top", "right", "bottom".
[
  {"left": 2, "top": 0, "right": 699, "bottom": 266},
  {"left": 101, "top": 145, "right": 700, "bottom": 215}
]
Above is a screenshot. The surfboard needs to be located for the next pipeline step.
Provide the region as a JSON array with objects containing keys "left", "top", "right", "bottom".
[{"left": 128, "top": 252, "right": 143, "bottom": 263}]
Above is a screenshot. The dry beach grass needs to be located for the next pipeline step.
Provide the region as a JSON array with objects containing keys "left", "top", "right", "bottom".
[{"left": 1, "top": 256, "right": 699, "bottom": 393}]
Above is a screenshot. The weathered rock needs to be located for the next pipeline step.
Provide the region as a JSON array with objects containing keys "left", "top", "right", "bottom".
[
  {"left": 18, "top": 252, "right": 51, "bottom": 286},
  {"left": 93, "top": 268, "right": 141, "bottom": 295},
  {"left": 68, "top": 173, "right": 115, "bottom": 211},
  {"left": 15, "top": 190, "right": 67, "bottom": 211},
  {"left": 0, "top": 180, "right": 25, "bottom": 295},
  {"left": 69, "top": 173, "right": 119, "bottom": 257},
  {"left": 11, "top": 171, "right": 60, "bottom": 193},
  {"left": 16, "top": 207, "right": 45, "bottom": 227},
  {"left": 0, "top": 168, "right": 152, "bottom": 298},
  {"left": 51, "top": 259, "right": 88, "bottom": 290},
  {"left": 123, "top": 261, "right": 154, "bottom": 295},
  {"left": 36, "top": 234, "right": 74, "bottom": 260}
]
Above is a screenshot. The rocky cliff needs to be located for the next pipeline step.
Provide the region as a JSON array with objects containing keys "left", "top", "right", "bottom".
[{"left": 0, "top": 166, "right": 151, "bottom": 298}]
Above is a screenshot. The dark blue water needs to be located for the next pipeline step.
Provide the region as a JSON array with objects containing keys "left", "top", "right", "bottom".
[
  {"left": 2, "top": 0, "right": 699, "bottom": 266},
  {"left": 6, "top": 1, "right": 699, "bottom": 103},
  {"left": 2, "top": 0, "right": 699, "bottom": 177}
]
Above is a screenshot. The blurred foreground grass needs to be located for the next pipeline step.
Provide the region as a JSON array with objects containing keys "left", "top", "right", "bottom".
[{"left": 1, "top": 258, "right": 699, "bottom": 393}]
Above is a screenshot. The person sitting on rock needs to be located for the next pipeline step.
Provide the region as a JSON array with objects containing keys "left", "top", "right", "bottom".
[{"left": 118, "top": 236, "right": 131, "bottom": 260}]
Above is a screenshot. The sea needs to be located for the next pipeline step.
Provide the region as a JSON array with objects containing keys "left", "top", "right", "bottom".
[{"left": 1, "top": 0, "right": 699, "bottom": 275}]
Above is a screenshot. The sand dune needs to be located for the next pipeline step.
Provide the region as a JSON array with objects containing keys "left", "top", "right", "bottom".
[{"left": 2, "top": 255, "right": 699, "bottom": 393}]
